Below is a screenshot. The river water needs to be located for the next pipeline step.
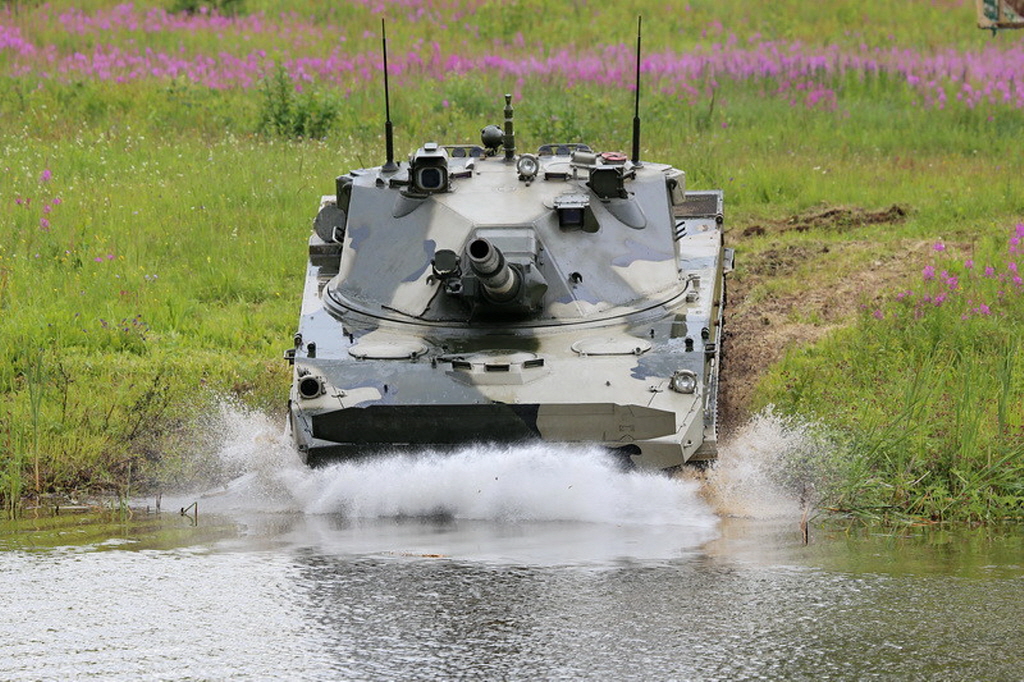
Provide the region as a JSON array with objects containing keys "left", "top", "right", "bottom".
[{"left": 2, "top": 410, "right": 1022, "bottom": 680}]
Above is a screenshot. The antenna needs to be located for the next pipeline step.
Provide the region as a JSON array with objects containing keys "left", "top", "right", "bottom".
[
  {"left": 503, "top": 93, "right": 516, "bottom": 162},
  {"left": 381, "top": 18, "right": 398, "bottom": 173},
  {"left": 631, "top": 15, "right": 643, "bottom": 166}
]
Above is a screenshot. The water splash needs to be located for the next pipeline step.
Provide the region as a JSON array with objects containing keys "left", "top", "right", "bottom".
[
  {"left": 298, "top": 444, "right": 708, "bottom": 525},
  {"left": 179, "top": 403, "right": 716, "bottom": 529},
  {"left": 167, "top": 403, "right": 839, "bottom": 529},
  {"left": 704, "top": 408, "right": 839, "bottom": 520}
]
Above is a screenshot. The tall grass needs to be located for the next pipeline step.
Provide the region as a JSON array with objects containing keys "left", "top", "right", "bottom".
[
  {"left": 757, "top": 226, "right": 1024, "bottom": 521},
  {"left": 1, "top": 0, "right": 1022, "bottom": 518}
]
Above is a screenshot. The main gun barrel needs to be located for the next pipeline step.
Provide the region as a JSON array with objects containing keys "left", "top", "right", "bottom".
[{"left": 468, "top": 238, "right": 520, "bottom": 303}]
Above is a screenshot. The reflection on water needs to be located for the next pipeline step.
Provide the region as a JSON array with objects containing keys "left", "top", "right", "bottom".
[
  {"left": 2, "top": 409, "right": 1022, "bottom": 679},
  {"left": 2, "top": 511, "right": 1023, "bottom": 681}
]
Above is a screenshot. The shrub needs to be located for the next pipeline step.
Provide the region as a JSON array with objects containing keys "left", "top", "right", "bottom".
[{"left": 257, "top": 66, "right": 339, "bottom": 140}]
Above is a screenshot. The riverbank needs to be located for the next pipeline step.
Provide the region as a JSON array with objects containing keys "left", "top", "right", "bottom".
[{"left": 2, "top": 0, "right": 1022, "bottom": 521}]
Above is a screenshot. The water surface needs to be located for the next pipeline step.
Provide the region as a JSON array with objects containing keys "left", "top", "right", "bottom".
[{"left": 2, "top": 413, "right": 1022, "bottom": 680}]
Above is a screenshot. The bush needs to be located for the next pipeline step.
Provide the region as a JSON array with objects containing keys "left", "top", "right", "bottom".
[{"left": 257, "top": 66, "right": 339, "bottom": 140}]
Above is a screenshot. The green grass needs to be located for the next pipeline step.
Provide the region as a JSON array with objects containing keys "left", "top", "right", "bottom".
[
  {"left": 1, "top": 0, "right": 1022, "bottom": 520},
  {"left": 755, "top": 226, "right": 1024, "bottom": 522}
]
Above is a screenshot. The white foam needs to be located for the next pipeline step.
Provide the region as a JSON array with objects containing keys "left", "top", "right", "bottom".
[
  {"left": 167, "top": 403, "right": 839, "bottom": 529},
  {"left": 299, "top": 443, "right": 710, "bottom": 525},
  {"left": 175, "top": 403, "right": 717, "bottom": 529}
]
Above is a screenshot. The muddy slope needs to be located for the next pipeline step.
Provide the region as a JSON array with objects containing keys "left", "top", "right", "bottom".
[{"left": 717, "top": 205, "right": 920, "bottom": 430}]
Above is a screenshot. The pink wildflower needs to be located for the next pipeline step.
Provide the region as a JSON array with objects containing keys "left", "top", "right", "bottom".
[
  {"left": 985, "top": 266, "right": 996, "bottom": 278},
  {"left": 39, "top": 217, "right": 49, "bottom": 229},
  {"left": 933, "top": 242, "right": 945, "bottom": 252},
  {"left": 873, "top": 309, "right": 884, "bottom": 320},
  {"left": 964, "top": 259, "right": 973, "bottom": 269},
  {"left": 39, "top": 169, "right": 52, "bottom": 183},
  {"left": 922, "top": 265, "right": 935, "bottom": 280}
]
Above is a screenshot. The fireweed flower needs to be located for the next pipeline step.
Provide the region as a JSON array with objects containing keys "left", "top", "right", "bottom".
[
  {"left": 964, "top": 259, "right": 974, "bottom": 269},
  {"left": 933, "top": 242, "right": 946, "bottom": 252},
  {"left": 922, "top": 265, "right": 936, "bottom": 280},
  {"left": 39, "top": 169, "right": 52, "bottom": 183}
]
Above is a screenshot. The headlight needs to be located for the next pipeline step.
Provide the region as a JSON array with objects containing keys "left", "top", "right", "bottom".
[
  {"left": 670, "top": 370, "right": 698, "bottom": 394},
  {"left": 516, "top": 153, "right": 539, "bottom": 181},
  {"left": 298, "top": 375, "right": 325, "bottom": 399}
]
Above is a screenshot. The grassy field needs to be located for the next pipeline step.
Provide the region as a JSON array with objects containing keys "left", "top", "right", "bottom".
[{"left": 1, "top": 0, "right": 1022, "bottom": 521}]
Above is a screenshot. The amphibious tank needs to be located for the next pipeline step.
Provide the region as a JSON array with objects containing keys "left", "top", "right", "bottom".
[{"left": 286, "top": 91, "right": 732, "bottom": 470}]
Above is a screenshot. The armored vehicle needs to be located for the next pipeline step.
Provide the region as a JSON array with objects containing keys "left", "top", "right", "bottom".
[{"left": 286, "top": 89, "right": 732, "bottom": 470}]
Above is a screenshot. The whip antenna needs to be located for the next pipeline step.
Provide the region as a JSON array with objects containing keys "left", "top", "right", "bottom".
[
  {"left": 631, "top": 15, "right": 643, "bottom": 166},
  {"left": 381, "top": 18, "right": 398, "bottom": 172}
]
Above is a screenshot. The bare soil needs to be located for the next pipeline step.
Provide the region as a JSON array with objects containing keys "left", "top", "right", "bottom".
[
  {"left": 738, "top": 204, "right": 909, "bottom": 238},
  {"left": 717, "top": 204, "right": 924, "bottom": 430}
]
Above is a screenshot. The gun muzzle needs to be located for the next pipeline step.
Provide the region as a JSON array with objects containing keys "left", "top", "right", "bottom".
[{"left": 468, "top": 238, "right": 520, "bottom": 303}]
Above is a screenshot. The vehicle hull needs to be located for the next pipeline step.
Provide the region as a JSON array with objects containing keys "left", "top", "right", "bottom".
[{"left": 288, "top": 190, "right": 729, "bottom": 471}]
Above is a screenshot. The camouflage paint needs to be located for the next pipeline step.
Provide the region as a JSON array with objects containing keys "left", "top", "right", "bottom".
[{"left": 289, "top": 132, "right": 731, "bottom": 470}]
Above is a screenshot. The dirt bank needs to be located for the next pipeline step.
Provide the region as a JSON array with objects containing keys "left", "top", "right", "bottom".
[{"left": 717, "top": 204, "right": 928, "bottom": 430}]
